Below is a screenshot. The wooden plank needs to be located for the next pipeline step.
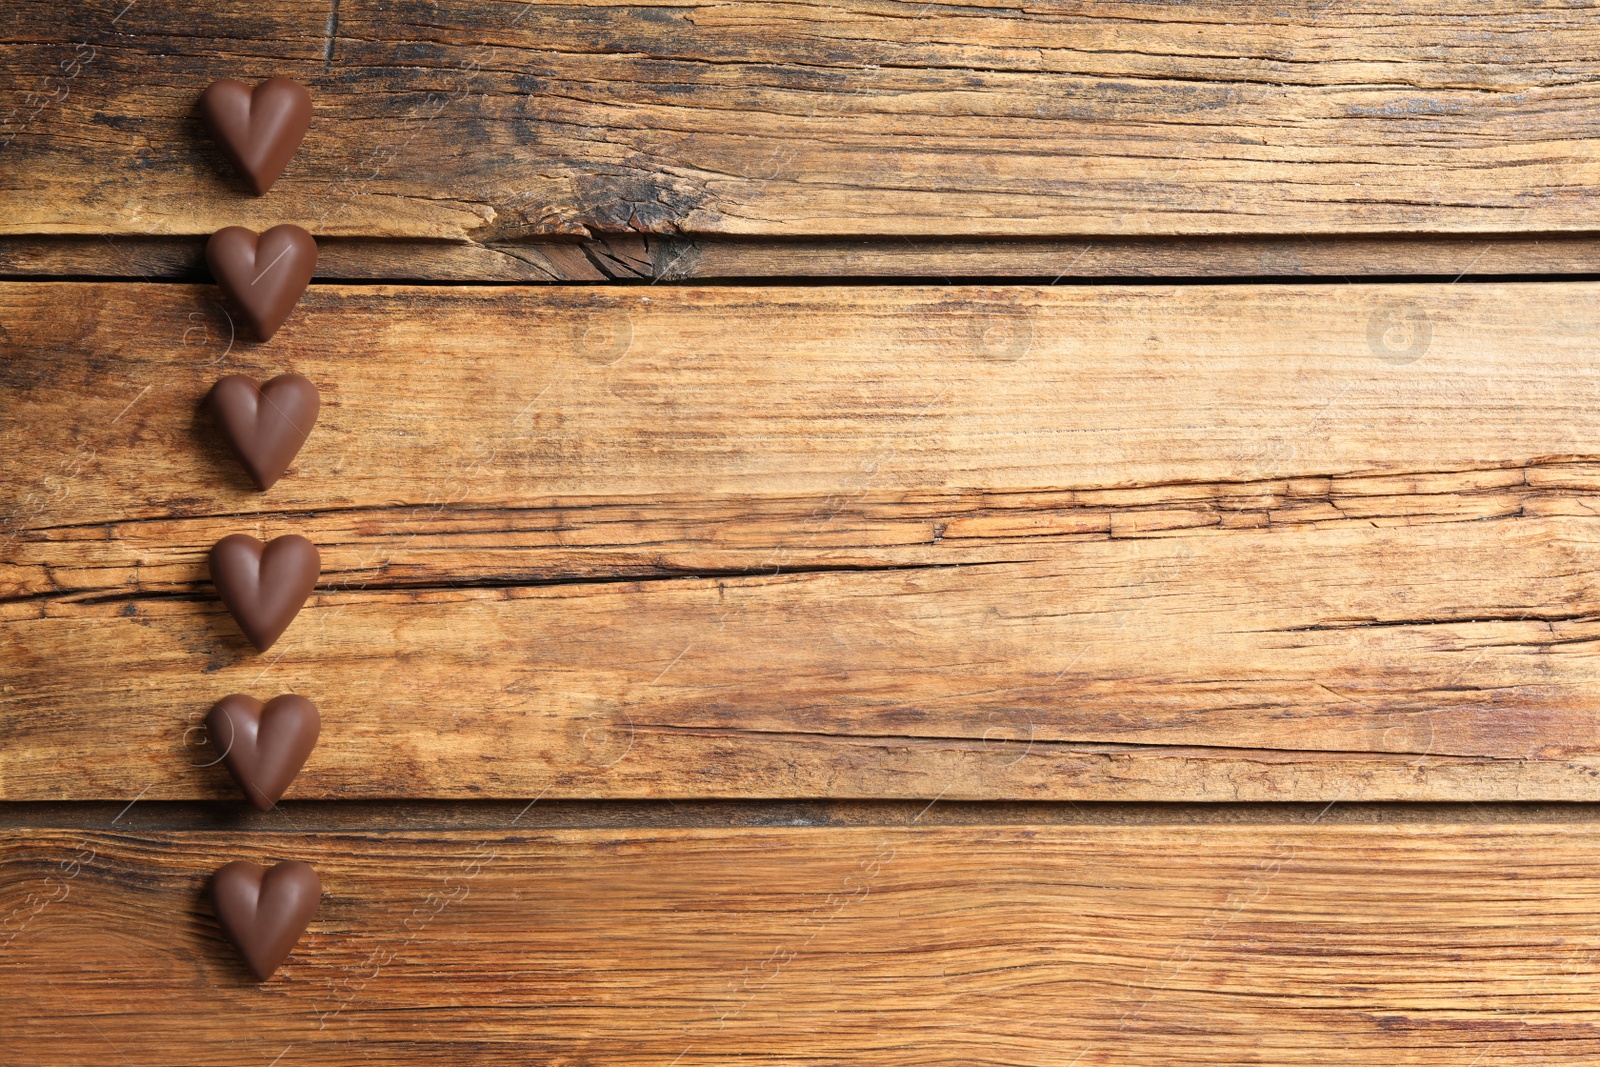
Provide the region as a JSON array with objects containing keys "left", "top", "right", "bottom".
[
  {"left": 6, "top": 280, "right": 1600, "bottom": 802},
  {"left": 6, "top": 280, "right": 1600, "bottom": 530},
  {"left": 6, "top": 823, "right": 1600, "bottom": 1064},
  {"left": 9, "top": 2, "right": 1600, "bottom": 240},
  {"left": 14, "top": 516, "right": 1600, "bottom": 802}
]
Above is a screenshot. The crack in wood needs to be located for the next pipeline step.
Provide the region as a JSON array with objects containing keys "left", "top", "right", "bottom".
[{"left": 0, "top": 560, "right": 1027, "bottom": 608}]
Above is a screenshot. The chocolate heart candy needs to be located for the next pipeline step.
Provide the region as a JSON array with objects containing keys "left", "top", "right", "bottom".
[
  {"left": 209, "top": 533, "right": 320, "bottom": 652},
  {"left": 211, "top": 859, "right": 321, "bottom": 981},
  {"left": 207, "top": 694, "right": 321, "bottom": 810},
  {"left": 208, "top": 372, "right": 321, "bottom": 490},
  {"left": 206, "top": 225, "right": 317, "bottom": 342},
  {"left": 199, "top": 77, "right": 311, "bottom": 195}
]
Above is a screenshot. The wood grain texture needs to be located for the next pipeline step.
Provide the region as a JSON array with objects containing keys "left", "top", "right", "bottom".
[
  {"left": 7, "top": 280, "right": 1599, "bottom": 530},
  {"left": 8, "top": 1, "right": 1600, "bottom": 240},
  {"left": 7, "top": 823, "right": 1600, "bottom": 1065},
  {"left": 6, "top": 280, "right": 1600, "bottom": 801}
]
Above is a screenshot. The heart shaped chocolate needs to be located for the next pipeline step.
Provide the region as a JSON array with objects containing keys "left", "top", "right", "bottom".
[
  {"left": 209, "top": 533, "right": 320, "bottom": 652},
  {"left": 211, "top": 859, "right": 322, "bottom": 981},
  {"left": 207, "top": 694, "right": 321, "bottom": 810},
  {"left": 199, "top": 77, "right": 311, "bottom": 195},
  {"left": 208, "top": 372, "right": 321, "bottom": 490},
  {"left": 206, "top": 225, "right": 317, "bottom": 342}
]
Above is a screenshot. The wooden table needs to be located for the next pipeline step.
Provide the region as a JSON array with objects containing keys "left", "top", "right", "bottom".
[{"left": 7, "top": 3, "right": 1600, "bottom": 1062}]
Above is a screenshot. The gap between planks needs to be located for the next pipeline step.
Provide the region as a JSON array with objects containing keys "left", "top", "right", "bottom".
[
  {"left": 2, "top": 800, "right": 1595, "bottom": 832},
  {"left": 6, "top": 233, "right": 1600, "bottom": 284}
]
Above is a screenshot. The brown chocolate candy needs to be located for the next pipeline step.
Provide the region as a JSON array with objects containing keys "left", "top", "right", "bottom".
[
  {"left": 206, "top": 225, "right": 317, "bottom": 342},
  {"left": 206, "top": 694, "right": 321, "bottom": 811},
  {"left": 211, "top": 859, "right": 322, "bottom": 981},
  {"left": 199, "top": 77, "right": 311, "bottom": 195},
  {"left": 208, "top": 372, "right": 321, "bottom": 490},
  {"left": 209, "top": 533, "right": 320, "bottom": 652}
]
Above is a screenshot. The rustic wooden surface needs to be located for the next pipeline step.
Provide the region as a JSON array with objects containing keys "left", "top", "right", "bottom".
[
  {"left": 6, "top": 280, "right": 1600, "bottom": 801},
  {"left": 9, "top": 4, "right": 1600, "bottom": 1058},
  {"left": 6, "top": 822, "right": 1600, "bottom": 1065},
  {"left": 10, "top": 1, "right": 1600, "bottom": 240}
]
